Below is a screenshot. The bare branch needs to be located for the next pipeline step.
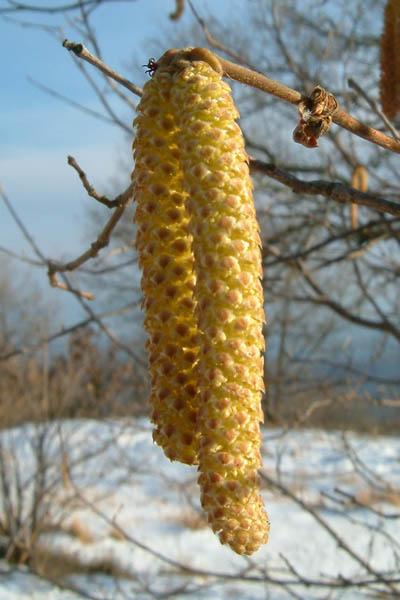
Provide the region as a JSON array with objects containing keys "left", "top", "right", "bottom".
[
  {"left": 348, "top": 77, "right": 400, "bottom": 141},
  {"left": 62, "top": 38, "right": 400, "bottom": 154},
  {"left": 46, "top": 274, "right": 95, "bottom": 300},
  {"left": 217, "top": 56, "right": 400, "bottom": 154},
  {"left": 0, "top": 302, "right": 137, "bottom": 361},
  {"left": 0, "top": 185, "right": 144, "bottom": 364},
  {"left": 62, "top": 38, "right": 143, "bottom": 97},
  {"left": 250, "top": 160, "right": 400, "bottom": 217},
  {"left": 264, "top": 217, "right": 399, "bottom": 267},
  {"left": 67, "top": 155, "right": 123, "bottom": 208},
  {"left": 28, "top": 76, "right": 117, "bottom": 125},
  {"left": 296, "top": 261, "right": 400, "bottom": 341},
  {"left": 0, "top": 0, "right": 135, "bottom": 15},
  {"left": 169, "top": 0, "right": 184, "bottom": 21},
  {"left": 188, "top": 0, "right": 257, "bottom": 69},
  {"left": 47, "top": 180, "right": 134, "bottom": 297},
  {"left": 261, "top": 471, "right": 400, "bottom": 595}
]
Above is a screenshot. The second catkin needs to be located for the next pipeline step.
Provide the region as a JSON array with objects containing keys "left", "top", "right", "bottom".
[
  {"left": 169, "top": 53, "right": 269, "bottom": 555},
  {"left": 133, "top": 48, "right": 270, "bottom": 555},
  {"left": 133, "top": 69, "right": 200, "bottom": 466}
]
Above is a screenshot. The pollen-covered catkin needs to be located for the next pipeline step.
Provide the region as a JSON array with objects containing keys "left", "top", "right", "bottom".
[
  {"left": 380, "top": 0, "right": 400, "bottom": 118},
  {"left": 132, "top": 70, "right": 200, "bottom": 465},
  {"left": 170, "top": 58, "right": 270, "bottom": 555}
]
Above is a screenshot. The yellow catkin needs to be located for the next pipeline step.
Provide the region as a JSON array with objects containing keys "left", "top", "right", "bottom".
[
  {"left": 380, "top": 0, "right": 400, "bottom": 119},
  {"left": 350, "top": 164, "right": 368, "bottom": 230},
  {"left": 132, "top": 70, "right": 200, "bottom": 465},
  {"left": 169, "top": 58, "right": 269, "bottom": 555}
]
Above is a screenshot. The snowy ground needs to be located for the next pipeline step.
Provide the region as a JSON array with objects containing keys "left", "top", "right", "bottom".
[{"left": 0, "top": 419, "right": 399, "bottom": 599}]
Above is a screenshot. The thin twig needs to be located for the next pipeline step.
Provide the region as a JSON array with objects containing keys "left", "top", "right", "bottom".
[
  {"left": 264, "top": 217, "right": 399, "bottom": 267},
  {"left": 28, "top": 76, "right": 116, "bottom": 125},
  {"left": 0, "top": 245, "right": 43, "bottom": 267},
  {"left": 188, "top": 0, "right": 257, "bottom": 69},
  {"left": 0, "top": 0, "right": 133, "bottom": 15},
  {"left": 261, "top": 472, "right": 400, "bottom": 595},
  {"left": 0, "top": 185, "right": 144, "bottom": 364},
  {"left": 348, "top": 78, "right": 400, "bottom": 141},
  {"left": 68, "top": 474, "right": 400, "bottom": 592},
  {"left": 62, "top": 38, "right": 400, "bottom": 154},
  {"left": 62, "top": 38, "right": 142, "bottom": 97},
  {"left": 169, "top": 0, "right": 184, "bottom": 21},
  {"left": 0, "top": 302, "right": 137, "bottom": 361},
  {"left": 0, "top": 185, "right": 95, "bottom": 300},
  {"left": 77, "top": 5, "right": 137, "bottom": 111},
  {"left": 67, "top": 155, "right": 122, "bottom": 208},
  {"left": 250, "top": 160, "right": 400, "bottom": 217},
  {"left": 217, "top": 56, "right": 400, "bottom": 154},
  {"left": 47, "top": 181, "right": 134, "bottom": 295}
]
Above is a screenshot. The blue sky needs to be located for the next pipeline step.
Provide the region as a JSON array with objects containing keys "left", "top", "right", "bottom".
[
  {"left": 1, "top": 0, "right": 234, "bottom": 255},
  {"left": 1, "top": 0, "right": 234, "bottom": 322},
  {"left": 0, "top": 0, "right": 236, "bottom": 329}
]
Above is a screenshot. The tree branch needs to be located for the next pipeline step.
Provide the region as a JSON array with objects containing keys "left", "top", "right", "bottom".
[
  {"left": 250, "top": 160, "right": 400, "bottom": 217},
  {"left": 0, "top": 186, "right": 144, "bottom": 364},
  {"left": 0, "top": 0, "right": 134, "bottom": 15},
  {"left": 47, "top": 163, "right": 134, "bottom": 297},
  {"left": 67, "top": 155, "right": 123, "bottom": 208},
  {"left": 62, "top": 38, "right": 143, "bottom": 97},
  {"left": 61, "top": 39, "right": 400, "bottom": 154},
  {"left": 0, "top": 302, "right": 137, "bottom": 361},
  {"left": 218, "top": 56, "right": 400, "bottom": 154}
]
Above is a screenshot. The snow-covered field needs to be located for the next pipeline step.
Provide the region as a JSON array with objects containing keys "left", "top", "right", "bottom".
[{"left": 0, "top": 419, "right": 399, "bottom": 599}]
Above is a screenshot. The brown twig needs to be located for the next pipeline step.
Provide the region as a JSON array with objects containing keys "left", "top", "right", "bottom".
[
  {"left": 67, "top": 155, "right": 122, "bottom": 208},
  {"left": 218, "top": 56, "right": 400, "bottom": 154},
  {"left": 62, "top": 39, "right": 400, "bottom": 154},
  {"left": 64, "top": 476, "right": 400, "bottom": 592},
  {"left": 0, "top": 302, "right": 137, "bottom": 361},
  {"left": 250, "top": 160, "right": 400, "bottom": 217},
  {"left": 261, "top": 471, "right": 400, "bottom": 595},
  {"left": 47, "top": 178, "right": 134, "bottom": 297},
  {"left": 0, "top": 0, "right": 134, "bottom": 14},
  {"left": 0, "top": 185, "right": 91, "bottom": 300},
  {"left": 348, "top": 77, "right": 400, "bottom": 141},
  {"left": 187, "top": 0, "right": 257, "bottom": 69},
  {"left": 169, "top": 0, "right": 184, "bottom": 21},
  {"left": 0, "top": 184, "right": 144, "bottom": 364},
  {"left": 62, "top": 39, "right": 143, "bottom": 97},
  {"left": 264, "top": 217, "right": 399, "bottom": 267},
  {"left": 28, "top": 77, "right": 115, "bottom": 125},
  {"left": 77, "top": 6, "right": 138, "bottom": 112}
]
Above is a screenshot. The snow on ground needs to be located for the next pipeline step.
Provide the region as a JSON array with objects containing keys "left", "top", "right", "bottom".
[{"left": 0, "top": 419, "right": 399, "bottom": 599}]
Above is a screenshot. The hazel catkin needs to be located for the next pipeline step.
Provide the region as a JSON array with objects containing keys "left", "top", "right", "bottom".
[
  {"left": 169, "top": 58, "right": 269, "bottom": 555},
  {"left": 133, "top": 50, "right": 270, "bottom": 555},
  {"left": 132, "top": 69, "right": 200, "bottom": 466},
  {"left": 380, "top": 0, "right": 400, "bottom": 119}
]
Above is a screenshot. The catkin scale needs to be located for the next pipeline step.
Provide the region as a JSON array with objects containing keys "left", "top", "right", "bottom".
[
  {"left": 132, "top": 71, "right": 200, "bottom": 466},
  {"left": 169, "top": 59, "right": 269, "bottom": 555}
]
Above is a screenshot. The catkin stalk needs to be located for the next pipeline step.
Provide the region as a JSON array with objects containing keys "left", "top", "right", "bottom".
[
  {"left": 169, "top": 57, "right": 269, "bottom": 555},
  {"left": 132, "top": 70, "right": 200, "bottom": 465}
]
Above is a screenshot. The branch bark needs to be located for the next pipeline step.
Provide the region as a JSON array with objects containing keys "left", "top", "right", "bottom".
[
  {"left": 250, "top": 160, "right": 400, "bottom": 217},
  {"left": 62, "top": 40, "right": 400, "bottom": 154}
]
